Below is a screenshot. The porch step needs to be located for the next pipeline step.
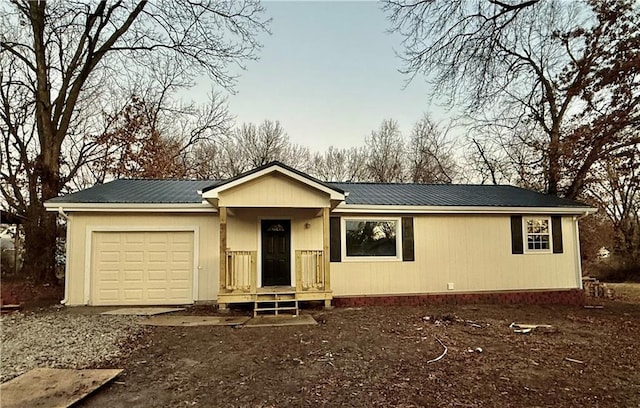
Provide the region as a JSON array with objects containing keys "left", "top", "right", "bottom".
[{"left": 253, "top": 292, "right": 299, "bottom": 317}]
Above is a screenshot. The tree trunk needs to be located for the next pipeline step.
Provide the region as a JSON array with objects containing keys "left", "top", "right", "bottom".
[
  {"left": 22, "top": 202, "right": 58, "bottom": 283},
  {"left": 19, "top": 1, "right": 62, "bottom": 284},
  {"left": 547, "top": 128, "right": 561, "bottom": 196}
]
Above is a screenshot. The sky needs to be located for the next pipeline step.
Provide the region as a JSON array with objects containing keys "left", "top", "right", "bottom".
[{"left": 195, "top": 1, "right": 445, "bottom": 151}]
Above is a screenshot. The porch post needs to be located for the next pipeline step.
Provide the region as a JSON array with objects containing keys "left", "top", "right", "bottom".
[
  {"left": 219, "top": 206, "right": 227, "bottom": 294},
  {"left": 322, "top": 207, "right": 331, "bottom": 307}
]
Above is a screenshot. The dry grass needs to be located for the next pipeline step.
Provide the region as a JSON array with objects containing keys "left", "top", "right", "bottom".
[{"left": 608, "top": 282, "right": 640, "bottom": 303}]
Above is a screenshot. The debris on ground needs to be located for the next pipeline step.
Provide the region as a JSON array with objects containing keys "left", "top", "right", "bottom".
[
  {"left": 565, "top": 357, "right": 585, "bottom": 364},
  {"left": 426, "top": 337, "right": 448, "bottom": 364},
  {"left": 0, "top": 368, "right": 122, "bottom": 408},
  {"left": 78, "top": 303, "right": 640, "bottom": 407},
  {"left": 583, "top": 277, "right": 615, "bottom": 300},
  {"left": 0, "top": 304, "right": 21, "bottom": 313},
  {"left": 422, "top": 314, "right": 487, "bottom": 329},
  {"left": 509, "top": 322, "right": 556, "bottom": 334}
]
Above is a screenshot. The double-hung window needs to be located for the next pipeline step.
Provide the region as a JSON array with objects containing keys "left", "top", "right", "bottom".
[{"left": 524, "top": 217, "right": 551, "bottom": 253}]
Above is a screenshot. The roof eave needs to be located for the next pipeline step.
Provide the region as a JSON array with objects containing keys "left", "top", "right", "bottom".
[
  {"left": 44, "top": 202, "right": 217, "bottom": 213},
  {"left": 333, "top": 204, "right": 598, "bottom": 215}
]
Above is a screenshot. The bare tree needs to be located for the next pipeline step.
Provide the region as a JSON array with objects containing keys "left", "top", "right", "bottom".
[
  {"left": 384, "top": 0, "right": 640, "bottom": 198},
  {"left": 192, "top": 119, "right": 311, "bottom": 179},
  {"left": 585, "top": 143, "right": 640, "bottom": 264},
  {"left": 237, "top": 121, "right": 286, "bottom": 168},
  {"left": 407, "top": 115, "right": 456, "bottom": 183},
  {"left": 310, "top": 146, "right": 368, "bottom": 182},
  {"left": 0, "top": 0, "right": 268, "bottom": 281},
  {"left": 366, "top": 119, "right": 405, "bottom": 182}
]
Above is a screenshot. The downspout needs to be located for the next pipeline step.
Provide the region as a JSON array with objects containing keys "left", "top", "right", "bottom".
[
  {"left": 573, "top": 212, "right": 590, "bottom": 290},
  {"left": 57, "top": 207, "right": 70, "bottom": 305}
]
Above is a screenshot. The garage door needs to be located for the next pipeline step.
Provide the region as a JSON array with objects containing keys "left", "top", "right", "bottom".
[{"left": 91, "top": 231, "right": 194, "bottom": 305}]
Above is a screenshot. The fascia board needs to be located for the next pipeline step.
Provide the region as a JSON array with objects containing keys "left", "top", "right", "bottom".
[
  {"left": 333, "top": 204, "right": 598, "bottom": 215},
  {"left": 44, "top": 202, "right": 217, "bottom": 212}
]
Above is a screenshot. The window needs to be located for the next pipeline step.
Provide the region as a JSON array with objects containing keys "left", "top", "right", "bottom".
[
  {"left": 524, "top": 217, "right": 551, "bottom": 252},
  {"left": 344, "top": 219, "right": 400, "bottom": 258}
]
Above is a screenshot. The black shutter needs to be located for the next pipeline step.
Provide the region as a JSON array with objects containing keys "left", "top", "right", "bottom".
[
  {"left": 330, "top": 216, "right": 341, "bottom": 262},
  {"left": 511, "top": 215, "right": 523, "bottom": 254},
  {"left": 552, "top": 216, "right": 563, "bottom": 253},
  {"left": 402, "top": 217, "right": 415, "bottom": 261}
]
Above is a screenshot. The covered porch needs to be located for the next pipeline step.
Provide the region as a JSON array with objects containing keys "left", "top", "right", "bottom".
[
  {"left": 217, "top": 206, "right": 333, "bottom": 311},
  {"left": 199, "top": 163, "right": 345, "bottom": 312}
]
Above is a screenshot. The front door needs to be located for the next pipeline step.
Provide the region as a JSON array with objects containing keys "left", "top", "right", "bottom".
[{"left": 261, "top": 219, "right": 291, "bottom": 286}]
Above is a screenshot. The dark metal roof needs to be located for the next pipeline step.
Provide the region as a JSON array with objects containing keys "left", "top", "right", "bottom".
[
  {"left": 47, "top": 179, "right": 218, "bottom": 204},
  {"left": 328, "top": 182, "right": 590, "bottom": 208},
  {"left": 47, "top": 178, "right": 590, "bottom": 209}
]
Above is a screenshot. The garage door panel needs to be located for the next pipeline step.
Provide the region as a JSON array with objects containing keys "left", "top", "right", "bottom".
[
  {"left": 147, "top": 289, "right": 168, "bottom": 300},
  {"left": 170, "top": 270, "right": 191, "bottom": 280},
  {"left": 97, "top": 270, "right": 120, "bottom": 282},
  {"left": 148, "top": 233, "right": 169, "bottom": 244},
  {"left": 97, "top": 289, "right": 119, "bottom": 301},
  {"left": 171, "top": 233, "right": 191, "bottom": 244},
  {"left": 171, "top": 252, "right": 191, "bottom": 262},
  {"left": 123, "top": 289, "right": 144, "bottom": 301},
  {"left": 148, "top": 251, "right": 168, "bottom": 262},
  {"left": 123, "top": 270, "right": 143, "bottom": 282},
  {"left": 92, "top": 231, "right": 194, "bottom": 305},
  {"left": 124, "top": 251, "right": 144, "bottom": 263},
  {"left": 99, "top": 251, "right": 120, "bottom": 262},
  {"left": 124, "top": 233, "right": 145, "bottom": 244},
  {"left": 100, "top": 234, "right": 122, "bottom": 244},
  {"left": 148, "top": 270, "right": 168, "bottom": 281}
]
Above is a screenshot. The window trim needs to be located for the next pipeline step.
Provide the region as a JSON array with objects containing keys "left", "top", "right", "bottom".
[
  {"left": 341, "top": 217, "right": 402, "bottom": 262},
  {"left": 523, "top": 216, "right": 553, "bottom": 254}
]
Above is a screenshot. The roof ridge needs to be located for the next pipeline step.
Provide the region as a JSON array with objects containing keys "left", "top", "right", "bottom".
[
  {"left": 329, "top": 181, "right": 516, "bottom": 187},
  {"left": 116, "top": 178, "right": 219, "bottom": 182}
]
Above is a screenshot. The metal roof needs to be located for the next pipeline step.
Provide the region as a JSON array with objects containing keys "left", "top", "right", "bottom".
[
  {"left": 329, "top": 182, "right": 589, "bottom": 208},
  {"left": 47, "top": 178, "right": 591, "bottom": 209},
  {"left": 47, "top": 179, "right": 218, "bottom": 204}
]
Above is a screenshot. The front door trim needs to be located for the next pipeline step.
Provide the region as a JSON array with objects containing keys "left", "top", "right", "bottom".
[{"left": 257, "top": 217, "right": 294, "bottom": 288}]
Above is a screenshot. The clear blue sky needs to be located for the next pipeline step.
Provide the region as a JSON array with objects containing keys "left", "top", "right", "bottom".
[{"left": 199, "top": 1, "right": 446, "bottom": 151}]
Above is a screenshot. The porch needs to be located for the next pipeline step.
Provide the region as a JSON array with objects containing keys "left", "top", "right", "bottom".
[
  {"left": 199, "top": 163, "right": 346, "bottom": 313},
  {"left": 216, "top": 207, "right": 333, "bottom": 312}
]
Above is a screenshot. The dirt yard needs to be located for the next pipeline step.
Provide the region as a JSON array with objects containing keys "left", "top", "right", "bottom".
[{"left": 76, "top": 298, "right": 640, "bottom": 408}]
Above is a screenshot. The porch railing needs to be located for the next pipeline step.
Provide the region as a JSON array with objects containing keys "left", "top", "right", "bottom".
[
  {"left": 295, "top": 250, "right": 325, "bottom": 291},
  {"left": 223, "top": 250, "right": 256, "bottom": 292}
]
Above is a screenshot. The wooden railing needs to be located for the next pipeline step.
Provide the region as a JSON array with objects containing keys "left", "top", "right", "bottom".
[
  {"left": 295, "top": 250, "right": 326, "bottom": 291},
  {"left": 223, "top": 250, "right": 257, "bottom": 292}
]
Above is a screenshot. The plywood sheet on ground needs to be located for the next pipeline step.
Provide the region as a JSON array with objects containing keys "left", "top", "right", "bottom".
[
  {"left": 0, "top": 368, "right": 122, "bottom": 408},
  {"left": 100, "top": 307, "right": 185, "bottom": 316},
  {"left": 244, "top": 314, "right": 317, "bottom": 327},
  {"left": 139, "top": 316, "right": 250, "bottom": 326}
]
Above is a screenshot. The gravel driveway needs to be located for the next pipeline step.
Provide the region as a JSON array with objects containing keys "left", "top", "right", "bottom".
[{"left": 1, "top": 307, "right": 146, "bottom": 382}]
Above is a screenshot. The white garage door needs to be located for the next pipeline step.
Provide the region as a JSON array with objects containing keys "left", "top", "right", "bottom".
[{"left": 91, "top": 231, "right": 194, "bottom": 305}]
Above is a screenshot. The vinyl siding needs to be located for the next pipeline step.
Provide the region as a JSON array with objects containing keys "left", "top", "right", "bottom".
[
  {"left": 65, "top": 211, "right": 581, "bottom": 305},
  {"left": 66, "top": 213, "right": 218, "bottom": 305},
  {"left": 227, "top": 208, "right": 324, "bottom": 252},
  {"left": 331, "top": 214, "right": 579, "bottom": 296},
  {"left": 218, "top": 173, "right": 330, "bottom": 208}
]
